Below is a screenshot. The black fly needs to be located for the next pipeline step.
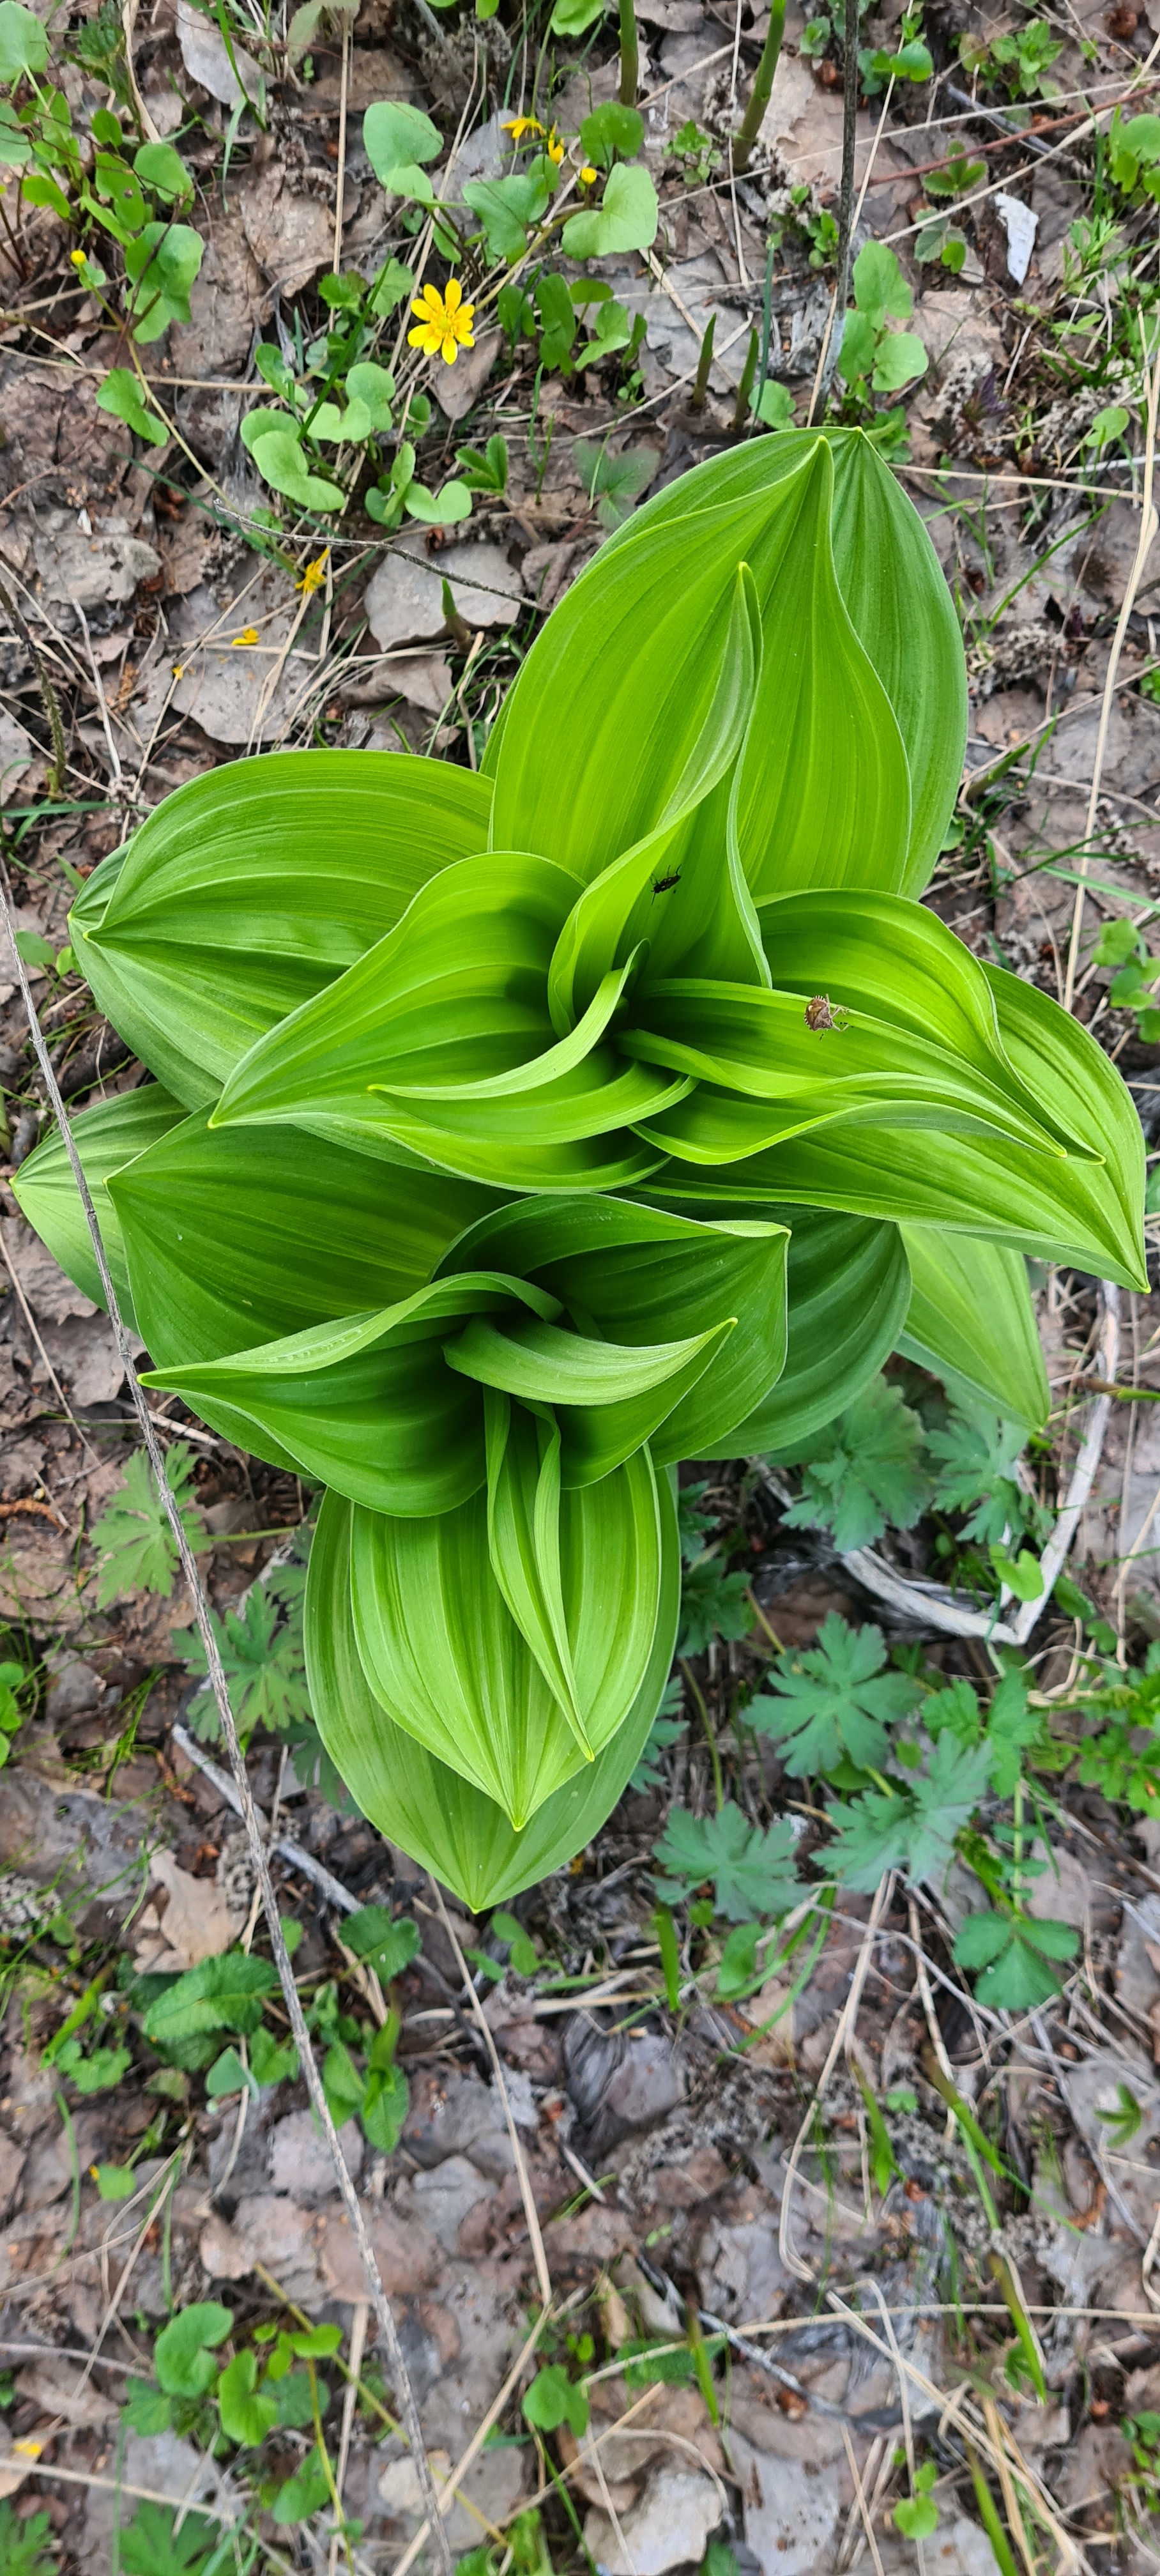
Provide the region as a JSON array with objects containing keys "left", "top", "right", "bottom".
[{"left": 651, "top": 870, "right": 682, "bottom": 898}]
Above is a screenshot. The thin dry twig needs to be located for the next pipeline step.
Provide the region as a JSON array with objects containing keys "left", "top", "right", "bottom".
[
  {"left": 0, "top": 874, "right": 455, "bottom": 2576},
  {"left": 427, "top": 1876, "right": 552, "bottom": 2309}
]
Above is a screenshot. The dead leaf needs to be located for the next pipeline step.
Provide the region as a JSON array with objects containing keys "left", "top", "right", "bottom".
[
  {"left": 133, "top": 1847, "right": 245, "bottom": 1972},
  {"left": 239, "top": 163, "right": 333, "bottom": 298}
]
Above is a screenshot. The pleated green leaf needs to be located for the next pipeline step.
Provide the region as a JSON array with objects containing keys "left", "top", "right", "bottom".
[
  {"left": 303, "top": 1482, "right": 680, "bottom": 1910},
  {"left": 212, "top": 850, "right": 677, "bottom": 1187},
  {"left": 699, "top": 1208, "right": 910, "bottom": 1456},
  {"left": 898, "top": 1229, "right": 1049, "bottom": 1428},
  {"left": 11, "top": 1083, "right": 186, "bottom": 1330},
  {"left": 139, "top": 1275, "right": 560, "bottom": 1514},
  {"left": 111, "top": 1114, "right": 496, "bottom": 1364},
  {"left": 348, "top": 1440, "right": 663, "bottom": 1825},
  {"left": 488, "top": 441, "right": 913, "bottom": 900},
  {"left": 445, "top": 1306, "right": 731, "bottom": 1483},
  {"left": 72, "top": 752, "right": 492, "bottom": 1107},
  {"left": 595, "top": 425, "right": 965, "bottom": 894},
  {"left": 436, "top": 1196, "right": 789, "bottom": 1462}
]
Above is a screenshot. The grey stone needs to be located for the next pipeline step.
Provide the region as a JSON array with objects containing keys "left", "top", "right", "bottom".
[
  {"left": 725, "top": 2430, "right": 843, "bottom": 2576},
  {"left": 364, "top": 539, "right": 521, "bottom": 652},
  {"left": 584, "top": 2464, "right": 723, "bottom": 2575},
  {"left": 268, "top": 2109, "right": 363, "bottom": 2203},
  {"left": 408, "top": 2153, "right": 491, "bottom": 2252}
]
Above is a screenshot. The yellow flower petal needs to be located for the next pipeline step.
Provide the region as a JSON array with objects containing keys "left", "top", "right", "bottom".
[
  {"left": 231, "top": 627, "right": 259, "bottom": 647},
  {"left": 445, "top": 276, "right": 462, "bottom": 312},
  {"left": 580, "top": 162, "right": 598, "bottom": 182}
]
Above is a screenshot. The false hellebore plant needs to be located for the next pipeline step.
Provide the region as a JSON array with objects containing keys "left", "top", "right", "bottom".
[{"left": 17, "top": 432, "right": 1145, "bottom": 1908}]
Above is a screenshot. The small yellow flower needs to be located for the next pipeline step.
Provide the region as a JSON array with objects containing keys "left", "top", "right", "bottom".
[
  {"left": 13, "top": 2441, "right": 43, "bottom": 2462},
  {"left": 579, "top": 162, "right": 599, "bottom": 183},
  {"left": 231, "top": 627, "right": 259, "bottom": 648},
  {"left": 171, "top": 662, "right": 185, "bottom": 679},
  {"left": 503, "top": 114, "right": 543, "bottom": 141},
  {"left": 297, "top": 549, "right": 329, "bottom": 595},
  {"left": 70, "top": 247, "right": 86, "bottom": 266},
  {"left": 546, "top": 126, "right": 565, "bottom": 164},
  {"left": 408, "top": 276, "right": 476, "bottom": 366}
]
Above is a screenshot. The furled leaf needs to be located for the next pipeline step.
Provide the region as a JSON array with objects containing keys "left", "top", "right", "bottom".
[
  {"left": 748, "top": 1613, "right": 920, "bottom": 1775},
  {"left": 303, "top": 1483, "right": 680, "bottom": 1911},
  {"left": 72, "top": 751, "right": 492, "bottom": 1107},
  {"left": 653, "top": 1804, "right": 800, "bottom": 1920},
  {"left": 898, "top": 1228, "right": 1048, "bottom": 1427},
  {"left": 11, "top": 1083, "right": 187, "bottom": 1325}
]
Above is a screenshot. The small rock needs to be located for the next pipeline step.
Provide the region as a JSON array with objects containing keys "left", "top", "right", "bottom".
[
  {"left": 33, "top": 510, "right": 162, "bottom": 613},
  {"left": 584, "top": 2462, "right": 722, "bottom": 2575},
  {"left": 364, "top": 539, "right": 521, "bottom": 652},
  {"left": 0, "top": 2133, "right": 24, "bottom": 2220},
  {"left": 268, "top": 2111, "right": 363, "bottom": 2203},
  {"left": 408, "top": 2153, "right": 492, "bottom": 2252},
  {"left": 725, "top": 2429, "right": 843, "bottom": 2576}
]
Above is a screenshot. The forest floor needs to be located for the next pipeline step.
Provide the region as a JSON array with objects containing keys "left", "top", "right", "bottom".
[{"left": 4, "top": 0, "right": 1160, "bottom": 2567}]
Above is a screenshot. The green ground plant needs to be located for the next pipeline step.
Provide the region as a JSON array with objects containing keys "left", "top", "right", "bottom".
[{"left": 14, "top": 427, "right": 1145, "bottom": 1915}]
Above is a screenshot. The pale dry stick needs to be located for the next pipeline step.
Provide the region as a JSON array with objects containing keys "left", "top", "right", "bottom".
[
  {"left": 1142, "top": 2201, "right": 1160, "bottom": 2313},
  {"left": 823, "top": 2290, "right": 1090, "bottom": 2575},
  {"left": 863, "top": 2282, "right": 926, "bottom": 2576},
  {"left": 0, "top": 1232, "right": 97, "bottom": 1466},
  {"left": 1064, "top": 325, "right": 1160, "bottom": 1011},
  {"left": 172, "top": 1721, "right": 372, "bottom": 1915},
  {"left": 245, "top": 577, "right": 324, "bottom": 755},
  {"left": 13, "top": 2458, "right": 244, "bottom": 2526},
  {"left": 68, "top": 2157, "right": 184, "bottom": 2406},
  {"left": 0, "top": 889, "right": 455, "bottom": 2576},
  {"left": 390, "top": 2304, "right": 553, "bottom": 2576},
  {"left": 837, "top": 2430, "right": 887, "bottom": 2576},
  {"left": 328, "top": 2301, "right": 370, "bottom": 2576},
  {"left": 805, "top": 78, "right": 894, "bottom": 422},
  {"left": 70, "top": 595, "right": 123, "bottom": 797},
  {"left": 777, "top": 1872, "right": 894, "bottom": 2284},
  {"left": 428, "top": 1876, "right": 552, "bottom": 2310},
  {"left": 123, "top": 0, "right": 162, "bottom": 142},
  {"left": 906, "top": 1896, "right": 957, "bottom": 2145},
  {"left": 588, "top": 2421, "right": 639, "bottom": 2576},
  {"left": 333, "top": 10, "right": 351, "bottom": 273},
  {"left": 981, "top": 2393, "right": 1038, "bottom": 2576}
]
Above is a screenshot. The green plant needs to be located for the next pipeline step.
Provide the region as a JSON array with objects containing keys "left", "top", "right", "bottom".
[
  {"left": 89, "top": 1440, "right": 202, "bottom": 1608},
  {"left": 15, "top": 431, "right": 1144, "bottom": 1912},
  {"left": 653, "top": 1805, "right": 800, "bottom": 1919},
  {"left": 1106, "top": 107, "right": 1160, "bottom": 199},
  {"left": 838, "top": 243, "right": 928, "bottom": 401},
  {"left": 959, "top": 17, "right": 1062, "bottom": 98},
  {"left": 780, "top": 1376, "right": 927, "bottom": 1550},
  {"left": 0, "top": 2500, "right": 56, "bottom": 2575},
  {"left": 894, "top": 2459, "right": 938, "bottom": 2538},
  {"left": 1094, "top": 916, "right": 1160, "bottom": 1041}
]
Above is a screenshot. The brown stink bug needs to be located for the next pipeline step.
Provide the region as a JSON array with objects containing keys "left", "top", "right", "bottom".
[{"left": 804, "top": 993, "right": 850, "bottom": 1033}]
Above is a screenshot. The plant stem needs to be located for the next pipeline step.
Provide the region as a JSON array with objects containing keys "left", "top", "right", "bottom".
[
  {"left": 680, "top": 1655, "right": 724, "bottom": 1811},
  {"left": 732, "top": 0, "right": 786, "bottom": 174},
  {"left": 690, "top": 310, "right": 715, "bottom": 410},
  {"left": 827, "top": 0, "right": 860, "bottom": 381},
  {"left": 618, "top": 0, "right": 639, "bottom": 106},
  {"left": 731, "top": 325, "right": 758, "bottom": 433}
]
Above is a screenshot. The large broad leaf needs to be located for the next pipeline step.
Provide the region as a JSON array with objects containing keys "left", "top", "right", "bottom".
[
  {"left": 660, "top": 1087, "right": 1146, "bottom": 1288},
  {"left": 898, "top": 1229, "right": 1049, "bottom": 1428},
  {"left": 71, "top": 752, "right": 492, "bottom": 1108},
  {"left": 347, "top": 1441, "right": 664, "bottom": 1825},
  {"left": 139, "top": 1274, "right": 558, "bottom": 1515},
  {"left": 303, "top": 1481, "right": 680, "bottom": 1909},
  {"left": 111, "top": 1112, "right": 497, "bottom": 1363},
  {"left": 438, "top": 1195, "right": 789, "bottom": 1463},
  {"left": 487, "top": 442, "right": 912, "bottom": 901},
  {"left": 697, "top": 1207, "right": 910, "bottom": 1456},
  {"left": 11, "top": 1084, "right": 186, "bottom": 1331},
  {"left": 212, "top": 850, "right": 673, "bottom": 1190},
  {"left": 591, "top": 425, "right": 965, "bottom": 896}
]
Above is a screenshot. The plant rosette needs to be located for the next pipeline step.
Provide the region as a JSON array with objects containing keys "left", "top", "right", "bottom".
[{"left": 16, "top": 429, "right": 1145, "bottom": 1906}]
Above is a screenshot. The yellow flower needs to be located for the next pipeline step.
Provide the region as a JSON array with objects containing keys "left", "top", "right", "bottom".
[
  {"left": 546, "top": 126, "right": 565, "bottom": 163},
  {"left": 297, "top": 549, "right": 329, "bottom": 595},
  {"left": 579, "top": 162, "right": 599, "bottom": 183},
  {"left": 70, "top": 247, "right": 86, "bottom": 266},
  {"left": 408, "top": 276, "right": 476, "bottom": 366},
  {"left": 231, "top": 627, "right": 259, "bottom": 647},
  {"left": 171, "top": 663, "right": 185, "bottom": 679},
  {"left": 503, "top": 114, "right": 543, "bottom": 141}
]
